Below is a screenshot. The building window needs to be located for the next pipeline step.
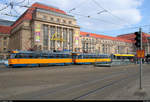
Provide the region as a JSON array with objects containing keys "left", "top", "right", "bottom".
[
  {"left": 3, "top": 37, "right": 7, "bottom": 40},
  {"left": 57, "top": 27, "right": 61, "bottom": 48},
  {"left": 69, "top": 29, "right": 73, "bottom": 51},
  {"left": 50, "top": 26, "right": 56, "bottom": 50},
  {"left": 43, "top": 15, "right": 47, "bottom": 20},
  {"left": 63, "top": 28, "right": 67, "bottom": 50},
  {"left": 102, "top": 44, "right": 105, "bottom": 54},
  {"left": 68, "top": 21, "right": 72, "bottom": 24},
  {"left": 50, "top": 17, "right": 54, "bottom": 21},
  {"left": 3, "top": 48, "right": 6, "bottom": 51},
  {"left": 3, "top": 41, "right": 7, "bottom": 46},
  {"left": 63, "top": 20, "right": 66, "bottom": 23},
  {"left": 56, "top": 18, "right": 60, "bottom": 22},
  {"left": 43, "top": 25, "right": 49, "bottom": 50}
]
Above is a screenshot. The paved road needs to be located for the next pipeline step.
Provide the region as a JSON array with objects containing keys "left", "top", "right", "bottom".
[{"left": 0, "top": 64, "right": 149, "bottom": 100}]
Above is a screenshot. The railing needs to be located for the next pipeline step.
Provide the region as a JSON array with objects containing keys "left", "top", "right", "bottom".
[
  {"left": 94, "top": 59, "right": 134, "bottom": 67},
  {"left": 111, "top": 59, "right": 134, "bottom": 66}
]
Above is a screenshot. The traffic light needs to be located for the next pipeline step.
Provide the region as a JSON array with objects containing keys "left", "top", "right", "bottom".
[{"left": 134, "top": 31, "right": 141, "bottom": 48}]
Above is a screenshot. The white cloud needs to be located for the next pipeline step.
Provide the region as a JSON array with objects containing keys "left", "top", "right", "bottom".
[{"left": 0, "top": 0, "right": 143, "bottom": 33}]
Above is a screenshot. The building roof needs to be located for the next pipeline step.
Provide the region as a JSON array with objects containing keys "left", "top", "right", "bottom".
[
  {"left": 32, "top": 2, "right": 66, "bottom": 14},
  {"left": 0, "top": 19, "right": 14, "bottom": 26},
  {"left": 117, "top": 32, "right": 150, "bottom": 43},
  {"left": 0, "top": 2, "right": 68, "bottom": 35},
  {"left": 36, "top": 8, "right": 74, "bottom": 20},
  {"left": 0, "top": 25, "right": 11, "bottom": 34},
  {"left": 80, "top": 31, "right": 133, "bottom": 43},
  {"left": 11, "top": 2, "right": 67, "bottom": 29}
]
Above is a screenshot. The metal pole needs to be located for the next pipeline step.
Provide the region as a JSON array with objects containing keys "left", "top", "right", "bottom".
[{"left": 139, "top": 27, "right": 142, "bottom": 90}]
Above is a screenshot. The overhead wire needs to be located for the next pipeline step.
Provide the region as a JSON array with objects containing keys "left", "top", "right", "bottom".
[
  {"left": 13, "top": 7, "right": 20, "bottom": 15},
  {"left": 67, "top": 0, "right": 88, "bottom": 13},
  {"left": 67, "top": 0, "right": 128, "bottom": 26},
  {"left": 67, "top": 0, "right": 132, "bottom": 30},
  {"left": 0, "top": 0, "right": 31, "bottom": 18},
  {"left": 70, "top": 12, "right": 126, "bottom": 26},
  {"left": 15, "top": 0, "right": 26, "bottom": 5},
  {"left": 0, "top": 0, "right": 149, "bottom": 35},
  {"left": 92, "top": 0, "right": 130, "bottom": 26},
  {"left": 66, "top": 0, "right": 150, "bottom": 35},
  {"left": 0, "top": 4, "right": 9, "bottom": 11}
]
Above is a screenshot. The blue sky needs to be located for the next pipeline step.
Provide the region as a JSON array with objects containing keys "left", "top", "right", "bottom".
[{"left": 0, "top": 0, "right": 149, "bottom": 37}]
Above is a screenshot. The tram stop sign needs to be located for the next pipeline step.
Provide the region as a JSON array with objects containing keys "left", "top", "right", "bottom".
[{"left": 136, "top": 50, "right": 145, "bottom": 58}]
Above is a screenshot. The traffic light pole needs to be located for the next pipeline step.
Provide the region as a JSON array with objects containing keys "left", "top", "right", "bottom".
[{"left": 139, "top": 27, "right": 142, "bottom": 90}]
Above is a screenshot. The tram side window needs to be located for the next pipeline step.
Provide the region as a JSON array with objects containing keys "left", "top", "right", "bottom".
[
  {"left": 41, "top": 54, "right": 49, "bottom": 58},
  {"left": 15, "top": 54, "right": 20, "bottom": 58},
  {"left": 34, "top": 54, "right": 41, "bottom": 58},
  {"left": 77, "top": 55, "right": 82, "bottom": 59},
  {"left": 50, "top": 54, "right": 55, "bottom": 58},
  {"left": 65, "top": 54, "right": 71, "bottom": 58},
  {"left": 15, "top": 54, "right": 28, "bottom": 58},
  {"left": 10, "top": 54, "right": 16, "bottom": 58},
  {"left": 58, "top": 54, "right": 62, "bottom": 58},
  {"left": 67, "top": 54, "right": 71, "bottom": 58},
  {"left": 28, "top": 54, "right": 35, "bottom": 58},
  {"left": 83, "top": 55, "right": 86, "bottom": 59},
  {"left": 56, "top": 54, "right": 59, "bottom": 58}
]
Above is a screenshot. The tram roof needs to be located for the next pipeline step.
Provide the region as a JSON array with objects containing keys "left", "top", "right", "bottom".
[
  {"left": 114, "top": 54, "right": 135, "bottom": 57},
  {"left": 11, "top": 50, "right": 71, "bottom": 54}
]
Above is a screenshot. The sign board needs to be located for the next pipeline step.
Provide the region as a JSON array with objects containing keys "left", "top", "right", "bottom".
[
  {"left": 35, "top": 24, "right": 41, "bottom": 42},
  {"left": 136, "top": 50, "right": 145, "bottom": 58}
]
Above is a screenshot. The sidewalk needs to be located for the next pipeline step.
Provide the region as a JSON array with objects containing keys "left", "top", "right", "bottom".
[{"left": 107, "top": 69, "right": 150, "bottom": 100}]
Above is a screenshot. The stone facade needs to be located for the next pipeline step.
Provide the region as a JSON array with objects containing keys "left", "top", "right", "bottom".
[
  {"left": 79, "top": 32, "right": 133, "bottom": 54},
  {"left": 118, "top": 33, "right": 150, "bottom": 55},
  {"left": 31, "top": 8, "right": 80, "bottom": 52},
  {"left": 8, "top": 3, "right": 80, "bottom": 52},
  {"left": 0, "top": 33, "right": 9, "bottom": 59},
  {"left": 0, "top": 25, "right": 12, "bottom": 59}
]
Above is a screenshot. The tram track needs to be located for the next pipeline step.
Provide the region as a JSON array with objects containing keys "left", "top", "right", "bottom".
[
  {"left": 72, "top": 72, "right": 138, "bottom": 100},
  {"left": 72, "top": 65, "right": 150, "bottom": 100},
  {"left": 8, "top": 65, "right": 139, "bottom": 99},
  {"left": 43, "top": 69, "right": 138, "bottom": 100},
  {"left": 3, "top": 65, "right": 150, "bottom": 100}
]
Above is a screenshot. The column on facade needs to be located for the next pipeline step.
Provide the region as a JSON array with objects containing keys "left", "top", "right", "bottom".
[{"left": 63, "top": 28, "right": 67, "bottom": 50}]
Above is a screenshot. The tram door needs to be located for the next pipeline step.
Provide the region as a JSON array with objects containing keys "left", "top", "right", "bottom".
[{"left": 71, "top": 53, "right": 78, "bottom": 64}]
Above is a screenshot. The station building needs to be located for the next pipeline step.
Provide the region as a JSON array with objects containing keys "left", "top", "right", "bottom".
[
  {"left": 8, "top": 2, "right": 80, "bottom": 52},
  {"left": 0, "top": 19, "right": 13, "bottom": 59},
  {"left": 0, "top": 2, "right": 150, "bottom": 59},
  {"left": 79, "top": 32, "right": 133, "bottom": 54},
  {"left": 117, "top": 33, "right": 150, "bottom": 55}
]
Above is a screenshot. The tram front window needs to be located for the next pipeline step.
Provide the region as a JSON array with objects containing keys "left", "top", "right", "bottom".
[{"left": 10, "top": 54, "right": 16, "bottom": 59}]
